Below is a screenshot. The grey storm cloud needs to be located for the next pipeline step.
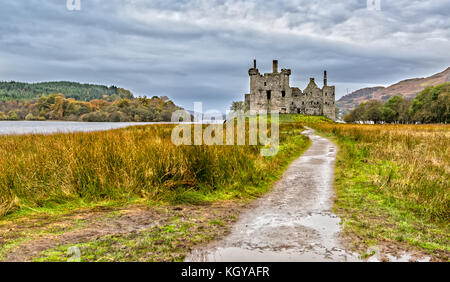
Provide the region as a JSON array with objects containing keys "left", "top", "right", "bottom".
[{"left": 0, "top": 0, "right": 449, "bottom": 111}]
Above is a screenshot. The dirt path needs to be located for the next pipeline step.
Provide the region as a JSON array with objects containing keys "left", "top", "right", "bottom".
[{"left": 186, "top": 127, "right": 360, "bottom": 262}]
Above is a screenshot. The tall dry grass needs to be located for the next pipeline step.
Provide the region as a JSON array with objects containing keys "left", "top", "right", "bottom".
[
  {"left": 315, "top": 123, "right": 450, "bottom": 221},
  {"left": 0, "top": 122, "right": 308, "bottom": 217}
]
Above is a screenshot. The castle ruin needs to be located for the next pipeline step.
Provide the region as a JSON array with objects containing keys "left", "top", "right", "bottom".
[{"left": 244, "top": 60, "right": 336, "bottom": 121}]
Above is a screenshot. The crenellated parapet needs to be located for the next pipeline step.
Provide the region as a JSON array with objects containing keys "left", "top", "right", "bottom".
[
  {"left": 248, "top": 68, "right": 260, "bottom": 76},
  {"left": 280, "top": 69, "right": 291, "bottom": 76}
]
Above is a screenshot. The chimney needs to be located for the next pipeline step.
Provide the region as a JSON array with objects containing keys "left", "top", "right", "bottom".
[
  {"left": 324, "top": 70, "right": 327, "bottom": 87},
  {"left": 273, "top": 60, "right": 278, "bottom": 73},
  {"left": 253, "top": 59, "right": 257, "bottom": 69}
]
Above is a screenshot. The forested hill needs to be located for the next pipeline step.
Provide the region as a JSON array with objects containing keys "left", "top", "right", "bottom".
[
  {"left": 343, "top": 82, "right": 450, "bottom": 124},
  {"left": 0, "top": 81, "right": 133, "bottom": 102},
  {"left": 0, "top": 81, "right": 184, "bottom": 122}
]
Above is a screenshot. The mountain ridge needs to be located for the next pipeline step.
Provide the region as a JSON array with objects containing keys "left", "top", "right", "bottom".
[{"left": 337, "top": 67, "right": 450, "bottom": 113}]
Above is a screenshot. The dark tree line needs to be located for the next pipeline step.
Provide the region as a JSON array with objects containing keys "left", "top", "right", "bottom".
[
  {"left": 344, "top": 83, "right": 450, "bottom": 124},
  {"left": 0, "top": 81, "right": 133, "bottom": 102}
]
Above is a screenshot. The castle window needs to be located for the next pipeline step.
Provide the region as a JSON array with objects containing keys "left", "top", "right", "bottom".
[
  {"left": 282, "top": 91, "right": 286, "bottom": 97},
  {"left": 302, "top": 101, "right": 304, "bottom": 105},
  {"left": 266, "top": 90, "right": 271, "bottom": 100},
  {"left": 325, "top": 92, "right": 327, "bottom": 96},
  {"left": 264, "top": 82, "right": 267, "bottom": 86}
]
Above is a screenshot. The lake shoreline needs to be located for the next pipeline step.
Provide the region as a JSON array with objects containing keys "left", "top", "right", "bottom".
[{"left": 0, "top": 120, "right": 161, "bottom": 135}]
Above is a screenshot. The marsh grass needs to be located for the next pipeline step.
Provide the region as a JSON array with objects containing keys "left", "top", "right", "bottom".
[
  {"left": 315, "top": 124, "right": 449, "bottom": 221},
  {"left": 310, "top": 122, "right": 450, "bottom": 256},
  {"left": 0, "top": 122, "right": 310, "bottom": 217}
]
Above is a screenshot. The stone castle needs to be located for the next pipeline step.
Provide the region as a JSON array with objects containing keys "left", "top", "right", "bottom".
[{"left": 244, "top": 60, "right": 336, "bottom": 121}]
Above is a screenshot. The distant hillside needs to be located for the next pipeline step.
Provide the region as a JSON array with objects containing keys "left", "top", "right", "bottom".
[
  {"left": 0, "top": 81, "right": 134, "bottom": 102},
  {"left": 0, "top": 81, "right": 185, "bottom": 122},
  {"left": 336, "top": 86, "right": 385, "bottom": 112},
  {"left": 337, "top": 67, "right": 450, "bottom": 112}
]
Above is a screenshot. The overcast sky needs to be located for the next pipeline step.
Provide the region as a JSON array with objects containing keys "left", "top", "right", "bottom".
[{"left": 0, "top": 0, "right": 449, "bottom": 111}]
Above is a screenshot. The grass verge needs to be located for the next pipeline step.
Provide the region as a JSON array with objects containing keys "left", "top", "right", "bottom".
[{"left": 310, "top": 123, "right": 449, "bottom": 260}]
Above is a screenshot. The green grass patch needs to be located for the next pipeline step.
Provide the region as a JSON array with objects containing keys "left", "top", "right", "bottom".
[
  {"left": 32, "top": 216, "right": 232, "bottom": 262},
  {"left": 33, "top": 222, "right": 194, "bottom": 262}
]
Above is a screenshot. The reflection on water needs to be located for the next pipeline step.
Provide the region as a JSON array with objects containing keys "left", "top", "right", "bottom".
[{"left": 0, "top": 121, "right": 162, "bottom": 135}]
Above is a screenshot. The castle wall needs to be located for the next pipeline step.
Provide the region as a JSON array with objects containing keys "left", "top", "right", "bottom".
[
  {"left": 245, "top": 60, "right": 336, "bottom": 121},
  {"left": 322, "top": 85, "right": 336, "bottom": 120},
  {"left": 300, "top": 78, "right": 323, "bottom": 116},
  {"left": 249, "top": 69, "right": 292, "bottom": 113}
]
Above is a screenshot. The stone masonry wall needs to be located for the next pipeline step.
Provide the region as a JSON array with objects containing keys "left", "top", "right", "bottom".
[{"left": 245, "top": 60, "right": 336, "bottom": 121}]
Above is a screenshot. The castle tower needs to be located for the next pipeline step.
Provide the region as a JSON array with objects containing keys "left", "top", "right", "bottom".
[
  {"left": 322, "top": 70, "right": 335, "bottom": 120},
  {"left": 246, "top": 59, "right": 260, "bottom": 111}
]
